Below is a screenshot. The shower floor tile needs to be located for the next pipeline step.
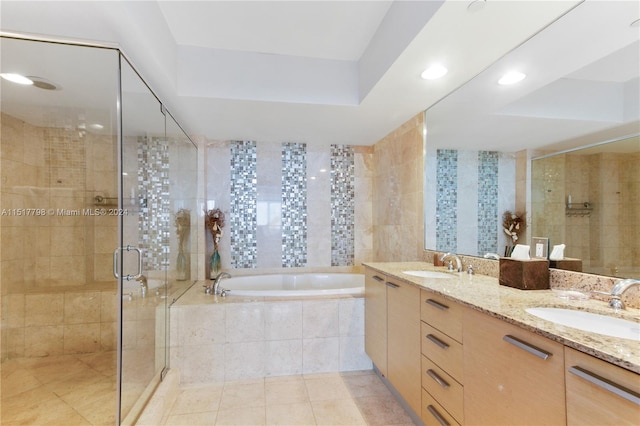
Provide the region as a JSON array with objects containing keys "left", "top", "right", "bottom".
[
  {"left": 163, "top": 370, "right": 417, "bottom": 426},
  {"left": 1, "top": 352, "right": 117, "bottom": 426}
]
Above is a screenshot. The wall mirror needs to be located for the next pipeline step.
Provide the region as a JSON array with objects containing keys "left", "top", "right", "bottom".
[{"left": 423, "top": 0, "right": 639, "bottom": 280}]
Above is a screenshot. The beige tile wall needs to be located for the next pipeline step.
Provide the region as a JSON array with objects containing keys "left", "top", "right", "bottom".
[
  {"left": 1, "top": 112, "right": 119, "bottom": 360},
  {"left": 371, "top": 112, "right": 425, "bottom": 262}
]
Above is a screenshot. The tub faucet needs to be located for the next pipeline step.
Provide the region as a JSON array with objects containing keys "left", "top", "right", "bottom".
[
  {"left": 136, "top": 275, "right": 148, "bottom": 298},
  {"left": 440, "top": 252, "right": 462, "bottom": 272},
  {"left": 608, "top": 278, "right": 640, "bottom": 310},
  {"left": 213, "top": 272, "right": 231, "bottom": 295}
]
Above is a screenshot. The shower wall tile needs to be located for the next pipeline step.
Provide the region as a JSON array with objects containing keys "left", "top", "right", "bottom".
[
  {"left": 64, "top": 323, "right": 100, "bottom": 354},
  {"left": 138, "top": 136, "right": 171, "bottom": 271},
  {"left": 230, "top": 140, "right": 258, "bottom": 269},
  {"left": 24, "top": 325, "right": 64, "bottom": 357},
  {"left": 25, "top": 294, "right": 63, "bottom": 326},
  {"left": 64, "top": 292, "right": 101, "bottom": 324},
  {"left": 281, "top": 142, "right": 307, "bottom": 268}
]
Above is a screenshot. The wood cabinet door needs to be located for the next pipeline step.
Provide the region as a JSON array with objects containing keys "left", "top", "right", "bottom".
[
  {"left": 565, "top": 347, "right": 640, "bottom": 425},
  {"left": 387, "top": 277, "right": 421, "bottom": 414},
  {"left": 364, "top": 268, "right": 387, "bottom": 376},
  {"left": 463, "top": 308, "right": 566, "bottom": 425}
]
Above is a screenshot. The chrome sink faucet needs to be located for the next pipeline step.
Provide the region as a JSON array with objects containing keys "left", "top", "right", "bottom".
[
  {"left": 213, "top": 272, "right": 232, "bottom": 295},
  {"left": 440, "top": 252, "right": 462, "bottom": 272},
  {"left": 608, "top": 278, "right": 640, "bottom": 310}
]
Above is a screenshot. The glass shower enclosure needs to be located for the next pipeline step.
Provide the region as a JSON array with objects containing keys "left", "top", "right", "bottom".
[{"left": 0, "top": 35, "right": 198, "bottom": 425}]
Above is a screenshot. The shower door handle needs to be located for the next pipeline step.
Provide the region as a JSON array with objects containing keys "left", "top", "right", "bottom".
[{"left": 113, "top": 245, "right": 143, "bottom": 280}]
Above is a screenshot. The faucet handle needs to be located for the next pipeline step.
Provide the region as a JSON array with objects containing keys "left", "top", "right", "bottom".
[
  {"left": 203, "top": 285, "right": 212, "bottom": 295},
  {"left": 467, "top": 265, "right": 474, "bottom": 275}
]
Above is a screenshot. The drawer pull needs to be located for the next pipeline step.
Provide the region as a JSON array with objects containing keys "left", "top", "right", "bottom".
[
  {"left": 372, "top": 275, "right": 384, "bottom": 282},
  {"left": 385, "top": 282, "right": 400, "bottom": 289},
  {"left": 569, "top": 366, "right": 640, "bottom": 406},
  {"left": 426, "top": 298, "right": 449, "bottom": 311},
  {"left": 426, "top": 334, "right": 449, "bottom": 350},
  {"left": 427, "top": 405, "right": 450, "bottom": 426},
  {"left": 503, "top": 335, "right": 552, "bottom": 360},
  {"left": 427, "top": 369, "right": 450, "bottom": 389}
]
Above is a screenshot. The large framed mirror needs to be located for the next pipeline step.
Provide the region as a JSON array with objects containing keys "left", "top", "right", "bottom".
[{"left": 423, "top": 0, "right": 639, "bottom": 279}]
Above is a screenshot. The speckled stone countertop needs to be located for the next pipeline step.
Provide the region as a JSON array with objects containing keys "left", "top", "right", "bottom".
[{"left": 363, "top": 261, "right": 640, "bottom": 374}]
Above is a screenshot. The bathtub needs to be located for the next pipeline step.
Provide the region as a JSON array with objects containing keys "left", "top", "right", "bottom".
[{"left": 222, "top": 273, "right": 364, "bottom": 297}]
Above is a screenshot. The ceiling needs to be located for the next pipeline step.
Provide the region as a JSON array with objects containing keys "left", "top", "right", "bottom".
[{"left": 1, "top": 0, "right": 638, "bottom": 149}]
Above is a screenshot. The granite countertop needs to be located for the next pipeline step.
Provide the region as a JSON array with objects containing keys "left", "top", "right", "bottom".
[{"left": 363, "top": 261, "right": 640, "bottom": 374}]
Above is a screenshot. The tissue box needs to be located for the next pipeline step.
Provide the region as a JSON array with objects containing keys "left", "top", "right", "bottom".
[{"left": 499, "top": 258, "right": 549, "bottom": 290}]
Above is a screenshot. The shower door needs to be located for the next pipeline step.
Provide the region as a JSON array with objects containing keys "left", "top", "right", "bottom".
[{"left": 118, "top": 56, "right": 169, "bottom": 424}]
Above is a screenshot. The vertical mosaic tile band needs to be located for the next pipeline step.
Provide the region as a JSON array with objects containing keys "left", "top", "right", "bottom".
[
  {"left": 477, "top": 151, "right": 499, "bottom": 255},
  {"left": 138, "top": 136, "right": 170, "bottom": 270},
  {"left": 436, "top": 149, "right": 458, "bottom": 252},
  {"left": 281, "top": 142, "right": 307, "bottom": 267},
  {"left": 330, "top": 144, "right": 355, "bottom": 266},
  {"left": 230, "top": 140, "right": 258, "bottom": 268}
]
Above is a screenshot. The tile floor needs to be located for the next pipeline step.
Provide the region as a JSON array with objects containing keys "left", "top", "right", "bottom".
[
  {"left": 162, "top": 370, "right": 417, "bottom": 426},
  {"left": 1, "top": 352, "right": 117, "bottom": 426}
]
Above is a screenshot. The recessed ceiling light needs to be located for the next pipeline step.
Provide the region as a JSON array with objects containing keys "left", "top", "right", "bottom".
[
  {"left": 498, "top": 71, "right": 526, "bottom": 85},
  {"left": 0, "top": 73, "right": 33, "bottom": 85},
  {"left": 421, "top": 64, "right": 448, "bottom": 80}
]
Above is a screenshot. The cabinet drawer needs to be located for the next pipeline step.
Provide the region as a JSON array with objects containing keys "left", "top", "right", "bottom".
[
  {"left": 422, "top": 322, "right": 463, "bottom": 383},
  {"left": 422, "top": 388, "right": 461, "bottom": 426},
  {"left": 422, "top": 355, "right": 463, "bottom": 423},
  {"left": 565, "top": 347, "right": 640, "bottom": 425},
  {"left": 421, "top": 290, "right": 463, "bottom": 343}
]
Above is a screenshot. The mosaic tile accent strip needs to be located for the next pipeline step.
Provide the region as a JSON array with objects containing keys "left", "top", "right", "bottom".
[
  {"left": 477, "top": 151, "right": 499, "bottom": 255},
  {"left": 331, "top": 144, "right": 355, "bottom": 266},
  {"left": 436, "top": 149, "right": 458, "bottom": 252},
  {"left": 230, "top": 140, "right": 258, "bottom": 268},
  {"left": 45, "top": 128, "right": 86, "bottom": 188},
  {"left": 281, "top": 142, "right": 307, "bottom": 267},
  {"left": 138, "top": 136, "right": 170, "bottom": 270}
]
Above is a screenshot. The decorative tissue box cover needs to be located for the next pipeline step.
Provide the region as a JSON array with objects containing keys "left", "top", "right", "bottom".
[{"left": 499, "top": 258, "right": 550, "bottom": 290}]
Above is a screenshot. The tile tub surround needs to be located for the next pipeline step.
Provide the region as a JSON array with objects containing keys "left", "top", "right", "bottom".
[
  {"left": 169, "top": 284, "right": 372, "bottom": 384},
  {"left": 364, "top": 261, "right": 640, "bottom": 374}
]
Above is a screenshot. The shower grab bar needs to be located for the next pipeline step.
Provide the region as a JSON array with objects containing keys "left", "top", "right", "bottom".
[{"left": 113, "top": 245, "right": 143, "bottom": 281}]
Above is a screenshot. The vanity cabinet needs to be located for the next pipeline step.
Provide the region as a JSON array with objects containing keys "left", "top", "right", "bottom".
[
  {"left": 364, "top": 269, "right": 387, "bottom": 376},
  {"left": 420, "top": 290, "right": 465, "bottom": 425},
  {"left": 386, "top": 276, "right": 422, "bottom": 414},
  {"left": 463, "top": 308, "right": 566, "bottom": 425},
  {"left": 565, "top": 347, "right": 640, "bottom": 425}
]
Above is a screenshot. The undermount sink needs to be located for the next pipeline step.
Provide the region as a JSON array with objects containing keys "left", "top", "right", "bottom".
[
  {"left": 526, "top": 307, "right": 640, "bottom": 341},
  {"left": 402, "top": 270, "right": 454, "bottom": 279}
]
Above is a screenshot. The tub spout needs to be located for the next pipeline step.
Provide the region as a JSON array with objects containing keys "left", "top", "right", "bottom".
[{"left": 213, "top": 272, "right": 231, "bottom": 295}]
